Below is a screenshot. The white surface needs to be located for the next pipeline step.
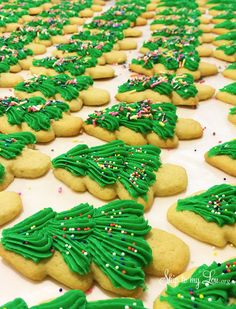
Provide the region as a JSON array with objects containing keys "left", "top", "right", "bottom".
[{"left": 0, "top": 3, "right": 235, "bottom": 308}]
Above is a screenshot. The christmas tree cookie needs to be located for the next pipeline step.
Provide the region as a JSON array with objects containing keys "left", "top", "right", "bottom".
[
  {"left": 229, "top": 107, "right": 236, "bottom": 125},
  {"left": 0, "top": 96, "right": 83, "bottom": 143},
  {"left": 30, "top": 56, "right": 116, "bottom": 80},
  {"left": 214, "top": 43, "right": 236, "bottom": 63},
  {"left": 116, "top": 73, "right": 215, "bottom": 107},
  {"left": 52, "top": 140, "right": 188, "bottom": 210},
  {"left": 14, "top": 74, "right": 110, "bottom": 112},
  {"left": 168, "top": 184, "right": 236, "bottom": 247},
  {"left": 0, "top": 290, "right": 146, "bottom": 309},
  {"left": 216, "top": 82, "right": 236, "bottom": 106},
  {"left": 0, "top": 200, "right": 189, "bottom": 296},
  {"left": 83, "top": 101, "right": 203, "bottom": 148},
  {"left": 205, "top": 139, "right": 236, "bottom": 177},
  {"left": 223, "top": 62, "right": 236, "bottom": 80},
  {"left": 154, "top": 258, "right": 236, "bottom": 308},
  {"left": 213, "top": 31, "right": 236, "bottom": 47}
]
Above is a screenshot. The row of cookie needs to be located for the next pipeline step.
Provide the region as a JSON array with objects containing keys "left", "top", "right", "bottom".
[
  {"left": 0, "top": 0, "right": 156, "bottom": 87},
  {"left": 1, "top": 255, "right": 235, "bottom": 309},
  {"left": 0, "top": 0, "right": 56, "bottom": 33},
  {"left": 133, "top": 0, "right": 219, "bottom": 80},
  {"left": 0, "top": 0, "right": 104, "bottom": 33},
  {"left": 0, "top": 187, "right": 234, "bottom": 300},
  {"left": 208, "top": 0, "right": 236, "bottom": 64},
  {"left": 0, "top": 0, "right": 107, "bottom": 87},
  {"left": 12, "top": 72, "right": 214, "bottom": 110},
  {"left": 0, "top": 130, "right": 235, "bottom": 211}
]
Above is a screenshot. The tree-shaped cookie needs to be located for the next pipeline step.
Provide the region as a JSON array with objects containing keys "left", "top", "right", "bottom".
[
  {"left": 168, "top": 184, "right": 236, "bottom": 247},
  {"left": 214, "top": 43, "right": 236, "bottom": 63},
  {"left": 229, "top": 107, "right": 236, "bottom": 125},
  {"left": 0, "top": 132, "right": 50, "bottom": 191},
  {"left": 205, "top": 139, "right": 236, "bottom": 177},
  {"left": 30, "top": 56, "right": 116, "bottom": 80},
  {"left": 154, "top": 258, "right": 236, "bottom": 308},
  {"left": 0, "top": 290, "right": 147, "bottom": 309},
  {"left": 14, "top": 74, "right": 110, "bottom": 112},
  {"left": 0, "top": 96, "right": 83, "bottom": 142},
  {"left": 0, "top": 200, "right": 189, "bottom": 296},
  {"left": 84, "top": 101, "right": 203, "bottom": 148},
  {"left": 223, "top": 62, "right": 236, "bottom": 80},
  {"left": 116, "top": 73, "right": 215, "bottom": 107},
  {"left": 216, "top": 82, "right": 236, "bottom": 105},
  {"left": 52, "top": 140, "right": 188, "bottom": 210}
]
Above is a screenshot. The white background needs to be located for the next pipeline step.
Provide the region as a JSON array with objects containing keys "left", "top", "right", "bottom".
[{"left": 0, "top": 2, "right": 235, "bottom": 308}]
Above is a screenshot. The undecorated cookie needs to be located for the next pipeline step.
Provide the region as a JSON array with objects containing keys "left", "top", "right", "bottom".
[
  {"left": 83, "top": 101, "right": 203, "bottom": 148},
  {"left": 0, "top": 200, "right": 189, "bottom": 296},
  {"left": 168, "top": 184, "right": 236, "bottom": 247},
  {"left": 0, "top": 96, "right": 83, "bottom": 143},
  {"left": 216, "top": 82, "right": 236, "bottom": 106},
  {"left": 0, "top": 132, "right": 50, "bottom": 191},
  {"left": 52, "top": 140, "right": 188, "bottom": 211},
  {"left": 205, "top": 139, "right": 236, "bottom": 177},
  {"left": 0, "top": 192, "right": 22, "bottom": 226},
  {"left": 14, "top": 74, "right": 110, "bottom": 112},
  {"left": 116, "top": 73, "right": 215, "bottom": 107},
  {"left": 154, "top": 258, "right": 236, "bottom": 309}
]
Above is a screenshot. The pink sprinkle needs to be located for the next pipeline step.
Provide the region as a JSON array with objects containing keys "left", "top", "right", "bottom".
[
  {"left": 18, "top": 192, "right": 22, "bottom": 196},
  {"left": 58, "top": 187, "right": 63, "bottom": 193}
]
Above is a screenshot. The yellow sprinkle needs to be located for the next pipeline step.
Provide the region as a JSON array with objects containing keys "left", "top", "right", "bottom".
[
  {"left": 199, "top": 294, "right": 204, "bottom": 299},
  {"left": 72, "top": 139, "right": 78, "bottom": 143},
  {"left": 177, "top": 293, "right": 182, "bottom": 298}
]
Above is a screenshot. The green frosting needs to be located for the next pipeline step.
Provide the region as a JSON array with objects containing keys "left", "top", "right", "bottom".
[
  {"left": 0, "top": 163, "right": 5, "bottom": 183},
  {"left": 208, "top": 139, "right": 236, "bottom": 160},
  {"left": 52, "top": 140, "right": 161, "bottom": 200},
  {"left": 132, "top": 49, "right": 200, "bottom": 71},
  {"left": 215, "top": 31, "right": 236, "bottom": 42},
  {"left": 85, "top": 19, "right": 130, "bottom": 32},
  {"left": 151, "top": 16, "right": 200, "bottom": 27},
  {"left": 0, "top": 298, "right": 28, "bottom": 309},
  {"left": 32, "top": 56, "right": 98, "bottom": 76},
  {"left": 118, "top": 73, "right": 198, "bottom": 99},
  {"left": 0, "top": 96, "right": 69, "bottom": 132},
  {"left": 0, "top": 46, "right": 33, "bottom": 73},
  {"left": 177, "top": 184, "right": 236, "bottom": 226},
  {"left": 1, "top": 290, "right": 146, "bottom": 309},
  {"left": 152, "top": 27, "right": 202, "bottom": 39},
  {"left": 226, "top": 62, "right": 236, "bottom": 70},
  {"left": 229, "top": 107, "right": 236, "bottom": 115},
  {"left": 213, "top": 12, "right": 236, "bottom": 21},
  {"left": 217, "top": 43, "right": 236, "bottom": 56},
  {"left": 142, "top": 36, "right": 199, "bottom": 52},
  {"left": 214, "top": 21, "right": 236, "bottom": 30},
  {"left": 57, "top": 40, "right": 113, "bottom": 57},
  {"left": 2, "top": 200, "right": 152, "bottom": 290},
  {"left": 157, "top": 0, "right": 198, "bottom": 9},
  {"left": 71, "top": 30, "right": 124, "bottom": 44},
  {"left": 160, "top": 258, "right": 236, "bottom": 308},
  {"left": 86, "top": 101, "right": 178, "bottom": 140},
  {"left": 15, "top": 74, "right": 93, "bottom": 102},
  {"left": 220, "top": 82, "right": 236, "bottom": 95},
  {"left": 0, "top": 132, "right": 36, "bottom": 160},
  {"left": 211, "top": 3, "right": 236, "bottom": 11}
]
